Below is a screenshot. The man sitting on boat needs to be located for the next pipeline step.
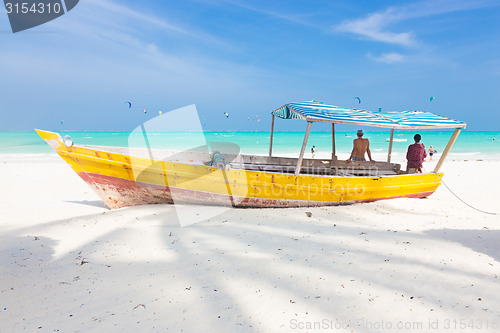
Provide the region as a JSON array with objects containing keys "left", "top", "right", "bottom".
[
  {"left": 406, "top": 134, "right": 427, "bottom": 173},
  {"left": 346, "top": 130, "right": 374, "bottom": 162}
]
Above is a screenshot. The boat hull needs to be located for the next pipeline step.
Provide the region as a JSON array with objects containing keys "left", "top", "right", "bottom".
[
  {"left": 78, "top": 171, "right": 436, "bottom": 209},
  {"left": 36, "top": 130, "right": 442, "bottom": 209}
]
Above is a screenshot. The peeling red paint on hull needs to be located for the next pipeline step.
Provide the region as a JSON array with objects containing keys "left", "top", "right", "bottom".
[
  {"left": 78, "top": 172, "right": 434, "bottom": 209},
  {"left": 78, "top": 172, "right": 173, "bottom": 209}
]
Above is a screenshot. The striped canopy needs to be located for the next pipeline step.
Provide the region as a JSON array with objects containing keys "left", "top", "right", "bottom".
[{"left": 271, "top": 101, "right": 466, "bottom": 129}]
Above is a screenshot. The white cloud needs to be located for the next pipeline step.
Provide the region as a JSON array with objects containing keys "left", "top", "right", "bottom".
[
  {"left": 86, "top": 0, "right": 190, "bottom": 35},
  {"left": 0, "top": 0, "right": 272, "bottom": 105},
  {"left": 367, "top": 52, "right": 406, "bottom": 64},
  {"left": 333, "top": 0, "right": 497, "bottom": 46},
  {"left": 336, "top": 9, "right": 414, "bottom": 46},
  {"left": 76, "top": 0, "right": 230, "bottom": 49},
  {"left": 223, "top": 0, "right": 312, "bottom": 26}
]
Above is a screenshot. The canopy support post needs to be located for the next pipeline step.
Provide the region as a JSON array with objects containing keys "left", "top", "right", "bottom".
[
  {"left": 331, "top": 123, "right": 337, "bottom": 175},
  {"left": 434, "top": 128, "right": 461, "bottom": 173},
  {"left": 387, "top": 128, "right": 394, "bottom": 163},
  {"left": 295, "top": 121, "right": 312, "bottom": 177},
  {"left": 331, "top": 123, "right": 336, "bottom": 160},
  {"left": 268, "top": 114, "right": 275, "bottom": 157}
]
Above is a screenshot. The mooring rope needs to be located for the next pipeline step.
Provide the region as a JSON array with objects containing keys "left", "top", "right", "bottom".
[{"left": 433, "top": 172, "right": 498, "bottom": 215}]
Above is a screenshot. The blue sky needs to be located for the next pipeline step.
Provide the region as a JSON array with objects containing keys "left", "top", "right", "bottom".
[{"left": 1, "top": 0, "right": 499, "bottom": 131}]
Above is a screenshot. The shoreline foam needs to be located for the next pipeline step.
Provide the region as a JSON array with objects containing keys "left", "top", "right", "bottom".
[{"left": 2, "top": 130, "right": 500, "bottom": 161}]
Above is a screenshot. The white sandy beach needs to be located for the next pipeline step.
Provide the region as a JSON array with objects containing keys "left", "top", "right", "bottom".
[{"left": 1, "top": 154, "right": 500, "bottom": 332}]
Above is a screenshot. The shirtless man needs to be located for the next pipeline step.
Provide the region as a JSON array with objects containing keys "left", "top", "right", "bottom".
[{"left": 346, "top": 130, "right": 374, "bottom": 162}]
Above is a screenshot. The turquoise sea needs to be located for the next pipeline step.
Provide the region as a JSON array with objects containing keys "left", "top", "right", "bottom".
[{"left": 1, "top": 130, "right": 499, "bottom": 161}]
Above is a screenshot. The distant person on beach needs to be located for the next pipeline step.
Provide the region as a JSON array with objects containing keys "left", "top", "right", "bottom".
[
  {"left": 406, "top": 134, "right": 427, "bottom": 173},
  {"left": 311, "top": 145, "right": 317, "bottom": 158},
  {"left": 428, "top": 145, "right": 436, "bottom": 161},
  {"left": 346, "top": 130, "right": 374, "bottom": 162}
]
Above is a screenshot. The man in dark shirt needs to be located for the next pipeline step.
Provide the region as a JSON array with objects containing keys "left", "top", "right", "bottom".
[{"left": 406, "top": 134, "right": 427, "bottom": 173}]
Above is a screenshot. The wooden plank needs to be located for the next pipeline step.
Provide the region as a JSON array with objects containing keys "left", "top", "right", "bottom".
[
  {"left": 387, "top": 128, "right": 394, "bottom": 163},
  {"left": 77, "top": 146, "right": 401, "bottom": 173},
  {"left": 269, "top": 114, "right": 275, "bottom": 157},
  {"left": 294, "top": 122, "right": 313, "bottom": 176},
  {"left": 240, "top": 154, "right": 400, "bottom": 171},
  {"left": 434, "top": 128, "right": 461, "bottom": 173},
  {"left": 239, "top": 163, "right": 398, "bottom": 176}
]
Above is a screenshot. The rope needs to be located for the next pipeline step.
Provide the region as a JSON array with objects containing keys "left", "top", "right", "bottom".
[
  {"left": 209, "top": 150, "right": 226, "bottom": 169},
  {"left": 433, "top": 172, "right": 498, "bottom": 215}
]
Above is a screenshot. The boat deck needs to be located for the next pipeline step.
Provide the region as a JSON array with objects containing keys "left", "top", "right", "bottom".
[{"left": 78, "top": 144, "right": 401, "bottom": 177}]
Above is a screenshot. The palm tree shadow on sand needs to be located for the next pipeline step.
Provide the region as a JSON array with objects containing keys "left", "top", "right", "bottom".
[{"left": 424, "top": 228, "right": 500, "bottom": 262}]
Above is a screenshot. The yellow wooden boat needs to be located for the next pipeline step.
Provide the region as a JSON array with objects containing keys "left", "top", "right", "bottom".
[{"left": 36, "top": 101, "right": 466, "bottom": 209}]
